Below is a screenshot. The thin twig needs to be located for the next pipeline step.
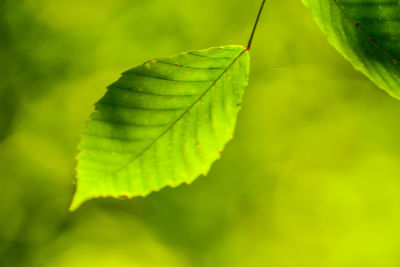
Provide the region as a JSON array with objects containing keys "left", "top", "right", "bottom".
[{"left": 247, "top": 0, "right": 267, "bottom": 50}]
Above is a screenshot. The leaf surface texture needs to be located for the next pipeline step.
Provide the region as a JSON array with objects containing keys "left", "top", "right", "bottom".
[
  {"left": 71, "top": 45, "right": 250, "bottom": 210},
  {"left": 303, "top": 0, "right": 400, "bottom": 98}
]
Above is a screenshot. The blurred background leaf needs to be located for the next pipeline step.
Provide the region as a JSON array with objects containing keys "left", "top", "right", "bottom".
[{"left": 1, "top": 0, "right": 400, "bottom": 266}]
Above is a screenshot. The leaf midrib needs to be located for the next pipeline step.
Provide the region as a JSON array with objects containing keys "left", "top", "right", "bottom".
[{"left": 111, "top": 48, "right": 248, "bottom": 175}]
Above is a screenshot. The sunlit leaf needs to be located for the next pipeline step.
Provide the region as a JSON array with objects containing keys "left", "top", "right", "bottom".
[
  {"left": 71, "top": 45, "right": 250, "bottom": 210},
  {"left": 302, "top": 0, "right": 400, "bottom": 99}
]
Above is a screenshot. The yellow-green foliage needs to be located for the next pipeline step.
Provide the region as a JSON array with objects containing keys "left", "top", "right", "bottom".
[
  {"left": 1, "top": 0, "right": 400, "bottom": 266},
  {"left": 73, "top": 46, "right": 249, "bottom": 210}
]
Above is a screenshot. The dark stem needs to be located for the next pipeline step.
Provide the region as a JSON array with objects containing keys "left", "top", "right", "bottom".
[{"left": 246, "top": 0, "right": 266, "bottom": 50}]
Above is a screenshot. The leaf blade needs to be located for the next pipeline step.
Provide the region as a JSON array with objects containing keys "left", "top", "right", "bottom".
[
  {"left": 302, "top": 0, "right": 400, "bottom": 98},
  {"left": 71, "top": 45, "right": 250, "bottom": 210}
]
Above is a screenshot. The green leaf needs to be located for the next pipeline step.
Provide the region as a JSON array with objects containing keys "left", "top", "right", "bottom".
[
  {"left": 71, "top": 45, "right": 250, "bottom": 210},
  {"left": 302, "top": 0, "right": 400, "bottom": 99}
]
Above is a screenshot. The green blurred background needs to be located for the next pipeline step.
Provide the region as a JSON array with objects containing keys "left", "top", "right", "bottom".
[{"left": 1, "top": 0, "right": 400, "bottom": 266}]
